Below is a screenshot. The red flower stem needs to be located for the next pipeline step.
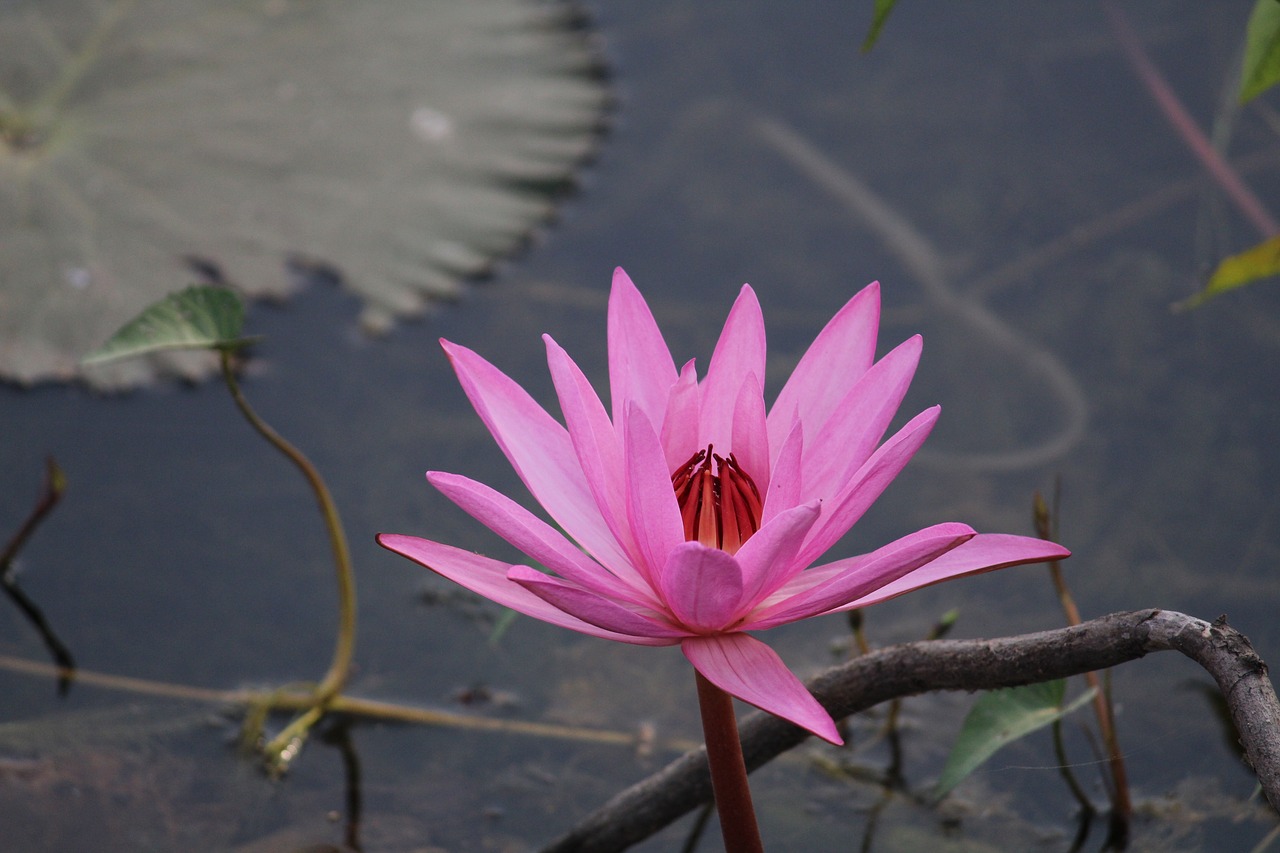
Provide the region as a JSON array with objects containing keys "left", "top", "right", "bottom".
[
  {"left": 695, "top": 671, "right": 764, "bottom": 853},
  {"left": 1104, "top": 0, "right": 1280, "bottom": 238}
]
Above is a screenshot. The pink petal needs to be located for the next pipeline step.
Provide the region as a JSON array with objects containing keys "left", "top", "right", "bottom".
[
  {"left": 442, "top": 340, "right": 630, "bottom": 574},
  {"left": 623, "top": 404, "right": 685, "bottom": 585},
  {"left": 730, "top": 372, "right": 770, "bottom": 495},
  {"left": 746, "top": 523, "right": 975, "bottom": 629},
  {"left": 545, "top": 335, "right": 641, "bottom": 568},
  {"left": 699, "top": 285, "right": 766, "bottom": 453},
  {"left": 660, "top": 360, "right": 702, "bottom": 470},
  {"left": 760, "top": 420, "right": 804, "bottom": 525},
  {"left": 427, "top": 471, "right": 654, "bottom": 606},
  {"left": 509, "top": 566, "right": 687, "bottom": 642},
  {"left": 800, "top": 335, "right": 922, "bottom": 503},
  {"left": 732, "top": 501, "right": 821, "bottom": 613},
  {"left": 608, "top": 268, "right": 678, "bottom": 430},
  {"left": 658, "top": 543, "right": 745, "bottom": 632},
  {"left": 767, "top": 282, "right": 880, "bottom": 462},
  {"left": 682, "top": 634, "right": 842, "bottom": 744},
  {"left": 377, "top": 534, "right": 670, "bottom": 645},
  {"left": 835, "top": 533, "right": 1072, "bottom": 612},
  {"left": 796, "top": 405, "right": 940, "bottom": 567}
]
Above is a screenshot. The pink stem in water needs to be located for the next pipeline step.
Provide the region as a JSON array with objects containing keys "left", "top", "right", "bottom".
[
  {"left": 695, "top": 671, "right": 764, "bottom": 853},
  {"left": 1104, "top": 0, "right": 1280, "bottom": 238}
]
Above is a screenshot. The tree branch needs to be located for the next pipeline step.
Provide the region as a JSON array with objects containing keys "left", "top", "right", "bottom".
[{"left": 539, "top": 610, "right": 1280, "bottom": 853}]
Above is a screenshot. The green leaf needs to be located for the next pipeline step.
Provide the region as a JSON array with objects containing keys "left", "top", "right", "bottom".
[
  {"left": 861, "top": 0, "right": 901, "bottom": 52},
  {"left": 1241, "top": 0, "right": 1280, "bottom": 103},
  {"left": 82, "top": 285, "right": 257, "bottom": 366},
  {"left": 933, "top": 680, "right": 1096, "bottom": 800},
  {"left": 1178, "top": 234, "right": 1280, "bottom": 310}
]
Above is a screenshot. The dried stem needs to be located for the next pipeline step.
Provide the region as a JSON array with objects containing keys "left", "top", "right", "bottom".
[
  {"left": 1034, "top": 489, "right": 1131, "bottom": 841},
  {"left": 539, "top": 610, "right": 1280, "bottom": 853},
  {"left": 1, "top": 457, "right": 75, "bottom": 677}
]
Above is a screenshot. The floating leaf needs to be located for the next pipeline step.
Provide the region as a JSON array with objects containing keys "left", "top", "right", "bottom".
[
  {"left": 82, "top": 286, "right": 255, "bottom": 366},
  {"left": 1241, "top": 0, "right": 1280, "bottom": 103},
  {"left": 934, "top": 680, "right": 1096, "bottom": 799},
  {"left": 1178, "top": 234, "right": 1280, "bottom": 310},
  {"left": 861, "top": 0, "right": 902, "bottom": 52},
  {"left": 1, "top": 0, "right": 608, "bottom": 388}
]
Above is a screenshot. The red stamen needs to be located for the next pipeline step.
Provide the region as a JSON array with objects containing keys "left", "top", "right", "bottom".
[{"left": 671, "top": 445, "right": 763, "bottom": 554}]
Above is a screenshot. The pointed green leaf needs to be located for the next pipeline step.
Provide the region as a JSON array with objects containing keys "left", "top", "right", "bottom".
[
  {"left": 1241, "top": 0, "right": 1280, "bottom": 103},
  {"left": 1178, "top": 234, "right": 1280, "bottom": 310},
  {"left": 861, "top": 0, "right": 901, "bottom": 52},
  {"left": 82, "top": 286, "right": 257, "bottom": 366},
  {"left": 934, "top": 680, "right": 1096, "bottom": 800}
]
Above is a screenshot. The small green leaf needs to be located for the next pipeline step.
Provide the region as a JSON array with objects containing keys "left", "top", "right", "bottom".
[
  {"left": 82, "top": 285, "right": 257, "bottom": 366},
  {"left": 1178, "top": 234, "right": 1280, "bottom": 310},
  {"left": 934, "top": 680, "right": 1096, "bottom": 800},
  {"left": 861, "top": 0, "right": 901, "bottom": 53},
  {"left": 1241, "top": 0, "right": 1280, "bottom": 103}
]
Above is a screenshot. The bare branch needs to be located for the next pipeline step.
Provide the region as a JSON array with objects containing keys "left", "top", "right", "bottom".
[{"left": 540, "top": 610, "right": 1280, "bottom": 853}]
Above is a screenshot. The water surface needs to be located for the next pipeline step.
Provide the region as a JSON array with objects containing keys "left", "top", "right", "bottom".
[{"left": 3, "top": 1, "right": 1279, "bottom": 850}]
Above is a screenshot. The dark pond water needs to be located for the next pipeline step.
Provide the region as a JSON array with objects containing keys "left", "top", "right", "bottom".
[{"left": 4, "top": 1, "right": 1280, "bottom": 850}]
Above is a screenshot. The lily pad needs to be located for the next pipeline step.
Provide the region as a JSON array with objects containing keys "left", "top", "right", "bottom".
[{"left": 0, "top": 0, "right": 608, "bottom": 388}]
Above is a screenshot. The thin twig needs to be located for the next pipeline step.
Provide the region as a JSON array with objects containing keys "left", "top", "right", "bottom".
[
  {"left": 0, "top": 651, "right": 695, "bottom": 751},
  {"left": 1, "top": 457, "right": 75, "bottom": 678},
  {"left": 1034, "top": 488, "right": 1132, "bottom": 841}
]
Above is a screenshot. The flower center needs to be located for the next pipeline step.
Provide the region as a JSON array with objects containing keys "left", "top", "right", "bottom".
[{"left": 670, "top": 445, "right": 763, "bottom": 555}]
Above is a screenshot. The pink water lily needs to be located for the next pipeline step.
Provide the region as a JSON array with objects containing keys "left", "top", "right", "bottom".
[{"left": 379, "top": 269, "right": 1069, "bottom": 744}]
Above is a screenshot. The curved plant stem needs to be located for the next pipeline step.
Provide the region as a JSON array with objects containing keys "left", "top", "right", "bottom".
[
  {"left": 695, "top": 671, "right": 764, "bottom": 853},
  {"left": 219, "top": 350, "right": 356, "bottom": 764}
]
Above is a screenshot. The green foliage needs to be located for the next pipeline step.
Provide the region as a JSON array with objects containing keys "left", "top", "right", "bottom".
[
  {"left": 1241, "top": 0, "right": 1280, "bottom": 103},
  {"left": 1179, "top": 235, "right": 1280, "bottom": 310},
  {"left": 934, "top": 680, "right": 1096, "bottom": 799},
  {"left": 861, "top": 0, "right": 900, "bottom": 52},
  {"left": 82, "top": 286, "right": 257, "bottom": 365}
]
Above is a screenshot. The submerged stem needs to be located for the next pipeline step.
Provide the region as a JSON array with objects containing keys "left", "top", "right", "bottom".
[
  {"left": 1034, "top": 487, "right": 1131, "bottom": 839},
  {"left": 695, "top": 671, "right": 764, "bottom": 853},
  {"left": 219, "top": 350, "right": 357, "bottom": 758}
]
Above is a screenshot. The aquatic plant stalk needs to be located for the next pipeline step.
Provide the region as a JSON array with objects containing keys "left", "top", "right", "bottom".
[
  {"left": 695, "top": 672, "right": 764, "bottom": 853},
  {"left": 1, "top": 457, "right": 75, "bottom": 677},
  {"left": 0, "top": 649, "right": 686, "bottom": 749},
  {"left": 1104, "top": 0, "right": 1279, "bottom": 238},
  {"left": 1034, "top": 490, "right": 1130, "bottom": 841},
  {"left": 219, "top": 350, "right": 356, "bottom": 762}
]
